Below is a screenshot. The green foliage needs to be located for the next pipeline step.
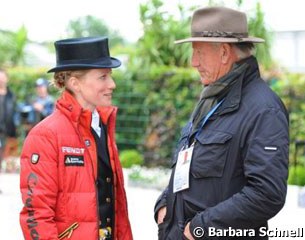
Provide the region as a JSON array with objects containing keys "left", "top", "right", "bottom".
[
  {"left": 66, "top": 15, "right": 125, "bottom": 47},
  {"left": 271, "top": 73, "right": 305, "bottom": 163},
  {"left": 0, "top": 26, "right": 28, "bottom": 67},
  {"left": 128, "top": 167, "right": 151, "bottom": 182},
  {"left": 130, "top": 66, "right": 200, "bottom": 166},
  {"left": 111, "top": 70, "right": 150, "bottom": 150},
  {"left": 127, "top": 166, "right": 170, "bottom": 189},
  {"left": 11, "top": 26, "right": 28, "bottom": 66},
  {"left": 248, "top": 3, "right": 273, "bottom": 69},
  {"left": 288, "top": 165, "right": 305, "bottom": 186},
  {"left": 119, "top": 149, "right": 144, "bottom": 168},
  {"left": 7, "top": 67, "right": 57, "bottom": 102},
  {"left": 136, "top": 0, "right": 192, "bottom": 68},
  {"left": 0, "top": 30, "right": 14, "bottom": 66}
]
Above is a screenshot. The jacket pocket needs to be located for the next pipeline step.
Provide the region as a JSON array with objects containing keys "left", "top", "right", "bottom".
[{"left": 191, "top": 130, "right": 232, "bottom": 178}]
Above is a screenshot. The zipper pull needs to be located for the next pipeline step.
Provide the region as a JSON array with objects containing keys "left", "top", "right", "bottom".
[{"left": 58, "top": 222, "right": 79, "bottom": 239}]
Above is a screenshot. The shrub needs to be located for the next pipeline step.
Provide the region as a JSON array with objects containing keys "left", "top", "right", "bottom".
[
  {"left": 119, "top": 149, "right": 144, "bottom": 168},
  {"left": 288, "top": 165, "right": 305, "bottom": 186}
]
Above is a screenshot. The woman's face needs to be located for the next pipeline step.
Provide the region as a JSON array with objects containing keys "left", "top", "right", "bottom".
[{"left": 73, "top": 68, "right": 116, "bottom": 111}]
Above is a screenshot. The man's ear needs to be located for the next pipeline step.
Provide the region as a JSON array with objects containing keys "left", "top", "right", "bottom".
[{"left": 220, "top": 43, "right": 233, "bottom": 64}]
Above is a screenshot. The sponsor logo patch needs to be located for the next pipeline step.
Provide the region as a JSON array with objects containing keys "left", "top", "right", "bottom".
[
  {"left": 62, "top": 146, "right": 85, "bottom": 154},
  {"left": 84, "top": 140, "right": 91, "bottom": 147},
  {"left": 64, "top": 155, "right": 84, "bottom": 166},
  {"left": 31, "top": 154, "right": 40, "bottom": 164}
]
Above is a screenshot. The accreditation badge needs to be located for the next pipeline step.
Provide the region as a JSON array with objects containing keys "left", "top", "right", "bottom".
[{"left": 173, "top": 144, "right": 194, "bottom": 193}]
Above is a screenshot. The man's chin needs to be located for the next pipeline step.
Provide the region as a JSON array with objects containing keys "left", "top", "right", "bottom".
[{"left": 200, "top": 79, "right": 209, "bottom": 86}]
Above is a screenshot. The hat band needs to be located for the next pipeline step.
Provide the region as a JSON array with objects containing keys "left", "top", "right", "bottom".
[
  {"left": 192, "top": 31, "right": 248, "bottom": 39},
  {"left": 56, "top": 56, "right": 112, "bottom": 66}
]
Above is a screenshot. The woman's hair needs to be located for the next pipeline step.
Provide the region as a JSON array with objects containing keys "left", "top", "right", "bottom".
[{"left": 52, "top": 69, "right": 90, "bottom": 92}]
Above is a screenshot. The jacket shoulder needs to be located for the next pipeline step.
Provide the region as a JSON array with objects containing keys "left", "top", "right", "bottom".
[
  {"left": 29, "top": 110, "right": 70, "bottom": 136},
  {"left": 243, "top": 78, "right": 287, "bottom": 113}
]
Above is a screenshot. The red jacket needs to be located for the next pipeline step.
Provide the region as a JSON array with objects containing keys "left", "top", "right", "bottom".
[{"left": 20, "top": 91, "right": 133, "bottom": 240}]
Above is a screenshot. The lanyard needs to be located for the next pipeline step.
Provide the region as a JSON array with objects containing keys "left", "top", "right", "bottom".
[{"left": 187, "top": 99, "right": 224, "bottom": 146}]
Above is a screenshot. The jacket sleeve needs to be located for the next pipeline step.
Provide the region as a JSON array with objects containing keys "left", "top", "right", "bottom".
[
  {"left": 154, "top": 122, "right": 191, "bottom": 223},
  {"left": 154, "top": 186, "right": 169, "bottom": 223},
  {"left": 20, "top": 128, "right": 59, "bottom": 240},
  {"left": 190, "top": 108, "right": 289, "bottom": 239}
]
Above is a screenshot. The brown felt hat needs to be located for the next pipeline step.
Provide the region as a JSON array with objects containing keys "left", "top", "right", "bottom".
[{"left": 175, "top": 6, "right": 264, "bottom": 44}]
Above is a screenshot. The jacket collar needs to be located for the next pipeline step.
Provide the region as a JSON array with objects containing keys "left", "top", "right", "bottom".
[
  {"left": 215, "top": 55, "right": 260, "bottom": 116},
  {"left": 56, "top": 90, "right": 117, "bottom": 126}
]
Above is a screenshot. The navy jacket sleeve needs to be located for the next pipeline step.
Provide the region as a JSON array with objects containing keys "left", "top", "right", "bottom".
[{"left": 154, "top": 186, "right": 169, "bottom": 223}]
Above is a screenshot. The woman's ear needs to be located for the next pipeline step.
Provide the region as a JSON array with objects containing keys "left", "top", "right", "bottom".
[{"left": 68, "top": 76, "right": 80, "bottom": 92}]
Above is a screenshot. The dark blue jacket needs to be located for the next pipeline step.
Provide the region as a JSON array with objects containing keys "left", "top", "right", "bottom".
[{"left": 155, "top": 56, "right": 289, "bottom": 240}]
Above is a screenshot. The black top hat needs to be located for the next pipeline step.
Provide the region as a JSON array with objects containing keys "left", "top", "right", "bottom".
[{"left": 47, "top": 36, "right": 121, "bottom": 73}]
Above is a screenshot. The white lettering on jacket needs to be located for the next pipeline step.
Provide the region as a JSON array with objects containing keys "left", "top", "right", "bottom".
[{"left": 62, "top": 146, "right": 85, "bottom": 154}]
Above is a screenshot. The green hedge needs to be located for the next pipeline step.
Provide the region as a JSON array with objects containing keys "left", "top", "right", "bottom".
[
  {"left": 119, "top": 149, "right": 144, "bottom": 168},
  {"left": 288, "top": 165, "right": 305, "bottom": 186},
  {"left": 7, "top": 66, "right": 58, "bottom": 102}
]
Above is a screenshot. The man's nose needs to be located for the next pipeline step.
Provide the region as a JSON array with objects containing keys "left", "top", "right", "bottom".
[{"left": 191, "top": 51, "right": 199, "bottom": 67}]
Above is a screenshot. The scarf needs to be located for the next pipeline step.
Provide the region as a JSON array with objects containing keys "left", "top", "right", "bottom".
[{"left": 191, "top": 62, "right": 249, "bottom": 134}]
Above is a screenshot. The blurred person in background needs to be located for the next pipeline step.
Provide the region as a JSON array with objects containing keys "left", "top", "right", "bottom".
[
  {"left": 155, "top": 6, "right": 289, "bottom": 240},
  {"left": 0, "top": 68, "right": 17, "bottom": 191},
  {"left": 22, "top": 78, "right": 54, "bottom": 135},
  {"left": 19, "top": 37, "right": 133, "bottom": 240},
  {"left": 31, "top": 78, "right": 54, "bottom": 122}
]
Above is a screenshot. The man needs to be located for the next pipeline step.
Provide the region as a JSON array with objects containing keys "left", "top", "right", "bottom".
[
  {"left": 32, "top": 78, "right": 54, "bottom": 120},
  {"left": 0, "top": 69, "right": 17, "bottom": 188},
  {"left": 29, "top": 78, "right": 54, "bottom": 123},
  {"left": 155, "top": 7, "right": 289, "bottom": 240},
  {"left": 22, "top": 78, "right": 54, "bottom": 135}
]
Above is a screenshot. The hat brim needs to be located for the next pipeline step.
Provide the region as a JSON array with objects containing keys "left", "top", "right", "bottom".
[
  {"left": 47, "top": 57, "right": 121, "bottom": 73},
  {"left": 174, "top": 36, "right": 265, "bottom": 44}
]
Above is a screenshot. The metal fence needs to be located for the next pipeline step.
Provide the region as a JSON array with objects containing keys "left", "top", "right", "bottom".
[{"left": 114, "top": 92, "right": 150, "bottom": 151}]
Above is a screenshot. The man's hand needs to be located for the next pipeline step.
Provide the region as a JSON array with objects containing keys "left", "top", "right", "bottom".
[
  {"left": 157, "top": 206, "right": 167, "bottom": 224},
  {"left": 33, "top": 102, "right": 44, "bottom": 112},
  {"left": 184, "top": 222, "right": 195, "bottom": 240}
]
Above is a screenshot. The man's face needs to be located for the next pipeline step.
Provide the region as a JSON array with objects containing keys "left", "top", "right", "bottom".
[
  {"left": 191, "top": 42, "right": 224, "bottom": 86},
  {"left": 36, "top": 85, "right": 48, "bottom": 98}
]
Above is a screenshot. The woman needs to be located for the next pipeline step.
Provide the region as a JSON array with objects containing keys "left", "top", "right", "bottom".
[{"left": 20, "top": 37, "right": 133, "bottom": 240}]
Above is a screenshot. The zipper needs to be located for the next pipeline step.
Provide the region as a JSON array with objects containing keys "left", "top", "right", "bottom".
[
  {"left": 107, "top": 111, "right": 116, "bottom": 239},
  {"left": 75, "top": 114, "right": 100, "bottom": 239},
  {"left": 95, "top": 145, "right": 101, "bottom": 239}
]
